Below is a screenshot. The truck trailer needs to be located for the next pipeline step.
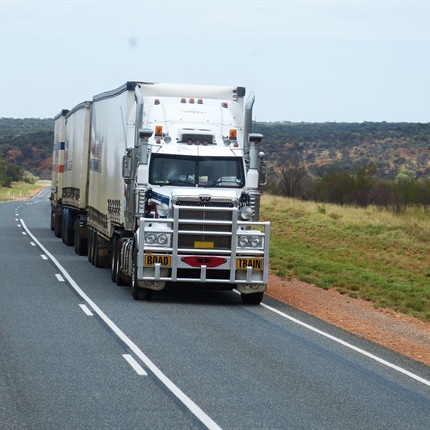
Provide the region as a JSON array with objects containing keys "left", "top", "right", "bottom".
[{"left": 51, "top": 81, "right": 270, "bottom": 304}]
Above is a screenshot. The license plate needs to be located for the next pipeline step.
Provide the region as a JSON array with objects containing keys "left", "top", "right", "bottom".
[
  {"left": 236, "top": 258, "right": 263, "bottom": 270},
  {"left": 194, "top": 241, "right": 214, "bottom": 249},
  {"left": 144, "top": 254, "right": 171, "bottom": 267}
]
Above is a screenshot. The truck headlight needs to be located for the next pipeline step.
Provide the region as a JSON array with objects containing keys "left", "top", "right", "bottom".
[
  {"left": 250, "top": 236, "right": 262, "bottom": 248},
  {"left": 238, "top": 236, "right": 249, "bottom": 247},
  {"left": 156, "top": 203, "right": 169, "bottom": 217},
  {"left": 145, "top": 233, "right": 156, "bottom": 244},
  {"left": 238, "top": 235, "right": 262, "bottom": 248},
  {"left": 144, "top": 232, "right": 170, "bottom": 246},
  {"left": 239, "top": 206, "right": 253, "bottom": 220},
  {"left": 157, "top": 233, "right": 168, "bottom": 245}
]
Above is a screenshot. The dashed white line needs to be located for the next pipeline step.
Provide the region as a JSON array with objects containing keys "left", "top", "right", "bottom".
[
  {"left": 41, "top": 255, "right": 48, "bottom": 260},
  {"left": 79, "top": 304, "right": 94, "bottom": 316},
  {"left": 30, "top": 242, "right": 36, "bottom": 247},
  {"left": 55, "top": 274, "right": 65, "bottom": 282},
  {"left": 20, "top": 219, "right": 222, "bottom": 430},
  {"left": 123, "top": 354, "right": 148, "bottom": 376}
]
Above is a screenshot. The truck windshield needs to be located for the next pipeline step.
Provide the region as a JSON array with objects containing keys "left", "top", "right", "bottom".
[{"left": 149, "top": 155, "right": 245, "bottom": 188}]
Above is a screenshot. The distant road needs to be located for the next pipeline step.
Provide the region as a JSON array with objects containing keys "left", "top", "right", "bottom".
[{"left": 1, "top": 188, "right": 429, "bottom": 429}]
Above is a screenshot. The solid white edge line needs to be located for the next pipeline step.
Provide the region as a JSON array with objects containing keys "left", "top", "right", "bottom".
[
  {"left": 123, "top": 354, "right": 148, "bottom": 376},
  {"left": 259, "top": 302, "right": 430, "bottom": 388},
  {"left": 20, "top": 219, "right": 222, "bottom": 430},
  {"left": 79, "top": 304, "right": 94, "bottom": 316}
]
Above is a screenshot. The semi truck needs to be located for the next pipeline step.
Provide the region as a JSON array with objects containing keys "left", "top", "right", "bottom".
[{"left": 51, "top": 82, "right": 270, "bottom": 304}]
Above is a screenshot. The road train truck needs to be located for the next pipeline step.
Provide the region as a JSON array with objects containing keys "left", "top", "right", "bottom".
[{"left": 51, "top": 82, "right": 270, "bottom": 304}]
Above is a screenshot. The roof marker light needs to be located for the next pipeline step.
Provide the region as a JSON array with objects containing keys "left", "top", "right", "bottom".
[
  {"left": 221, "top": 102, "right": 228, "bottom": 108},
  {"left": 189, "top": 98, "right": 195, "bottom": 103},
  {"left": 197, "top": 99, "right": 203, "bottom": 104},
  {"left": 181, "top": 98, "right": 186, "bottom": 103},
  {"left": 154, "top": 99, "right": 160, "bottom": 105}
]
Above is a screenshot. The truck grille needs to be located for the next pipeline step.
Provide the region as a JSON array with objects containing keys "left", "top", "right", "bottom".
[{"left": 176, "top": 201, "right": 234, "bottom": 249}]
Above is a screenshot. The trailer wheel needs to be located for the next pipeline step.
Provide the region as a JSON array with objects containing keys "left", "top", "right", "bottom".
[
  {"left": 131, "top": 250, "right": 153, "bottom": 301},
  {"left": 74, "top": 218, "right": 87, "bottom": 256},
  {"left": 111, "top": 235, "right": 119, "bottom": 282},
  {"left": 88, "top": 230, "right": 94, "bottom": 264},
  {"left": 54, "top": 212, "right": 62, "bottom": 238},
  {"left": 62, "top": 214, "right": 74, "bottom": 247},
  {"left": 93, "top": 233, "right": 102, "bottom": 268},
  {"left": 241, "top": 292, "right": 264, "bottom": 305}
]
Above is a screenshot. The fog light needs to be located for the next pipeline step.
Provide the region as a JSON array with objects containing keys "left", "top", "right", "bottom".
[
  {"left": 157, "top": 233, "right": 168, "bottom": 245},
  {"left": 145, "top": 233, "right": 156, "bottom": 244},
  {"left": 250, "top": 236, "right": 262, "bottom": 248},
  {"left": 238, "top": 236, "right": 249, "bottom": 247}
]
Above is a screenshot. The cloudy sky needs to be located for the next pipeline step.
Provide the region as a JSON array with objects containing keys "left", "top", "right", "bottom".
[{"left": 1, "top": 0, "right": 429, "bottom": 122}]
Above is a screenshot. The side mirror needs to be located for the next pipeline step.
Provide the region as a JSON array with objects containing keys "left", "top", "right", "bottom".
[{"left": 258, "top": 161, "right": 267, "bottom": 186}]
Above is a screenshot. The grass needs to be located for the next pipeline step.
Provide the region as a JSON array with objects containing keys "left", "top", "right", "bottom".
[
  {"left": 261, "top": 194, "right": 430, "bottom": 322},
  {"left": 0, "top": 180, "right": 50, "bottom": 201}
]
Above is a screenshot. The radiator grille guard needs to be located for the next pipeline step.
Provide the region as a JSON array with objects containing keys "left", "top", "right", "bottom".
[
  {"left": 137, "top": 198, "right": 270, "bottom": 286},
  {"left": 177, "top": 200, "right": 233, "bottom": 249}
]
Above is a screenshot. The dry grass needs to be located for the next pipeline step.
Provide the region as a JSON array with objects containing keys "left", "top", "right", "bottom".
[{"left": 260, "top": 194, "right": 430, "bottom": 322}]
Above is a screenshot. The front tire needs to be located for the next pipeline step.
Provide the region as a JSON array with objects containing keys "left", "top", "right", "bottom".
[
  {"left": 241, "top": 292, "right": 264, "bottom": 305},
  {"left": 131, "top": 250, "right": 153, "bottom": 301}
]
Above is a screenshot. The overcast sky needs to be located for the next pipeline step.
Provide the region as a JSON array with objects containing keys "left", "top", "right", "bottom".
[{"left": 1, "top": 0, "right": 429, "bottom": 122}]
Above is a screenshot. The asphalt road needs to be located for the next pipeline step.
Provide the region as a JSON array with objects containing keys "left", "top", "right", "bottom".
[{"left": 1, "top": 188, "right": 429, "bottom": 430}]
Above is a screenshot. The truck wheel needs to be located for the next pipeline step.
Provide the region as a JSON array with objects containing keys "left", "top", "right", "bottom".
[
  {"left": 241, "top": 292, "right": 264, "bottom": 305},
  {"left": 131, "top": 251, "right": 153, "bottom": 301}
]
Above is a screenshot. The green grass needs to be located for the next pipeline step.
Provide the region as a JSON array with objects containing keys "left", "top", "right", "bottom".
[
  {"left": 0, "top": 180, "right": 50, "bottom": 201},
  {"left": 261, "top": 195, "right": 430, "bottom": 322}
]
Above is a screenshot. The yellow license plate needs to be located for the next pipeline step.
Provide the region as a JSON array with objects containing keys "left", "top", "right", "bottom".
[
  {"left": 144, "top": 254, "right": 171, "bottom": 267},
  {"left": 236, "top": 258, "right": 263, "bottom": 271},
  {"left": 194, "top": 241, "right": 214, "bottom": 249}
]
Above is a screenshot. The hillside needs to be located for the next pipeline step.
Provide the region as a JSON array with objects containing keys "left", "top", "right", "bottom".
[
  {"left": 0, "top": 118, "right": 54, "bottom": 180},
  {"left": 256, "top": 121, "right": 430, "bottom": 179},
  {"left": 1, "top": 118, "right": 430, "bottom": 181}
]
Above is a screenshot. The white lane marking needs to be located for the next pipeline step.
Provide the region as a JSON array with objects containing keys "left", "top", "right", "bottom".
[
  {"left": 123, "top": 354, "right": 148, "bottom": 376},
  {"left": 259, "top": 301, "right": 430, "bottom": 388},
  {"left": 20, "top": 219, "right": 221, "bottom": 430},
  {"left": 41, "top": 255, "right": 48, "bottom": 260},
  {"left": 17, "top": 224, "right": 21, "bottom": 227},
  {"left": 55, "top": 274, "right": 65, "bottom": 282},
  {"left": 30, "top": 242, "right": 36, "bottom": 246},
  {"left": 22, "top": 232, "right": 27, "bottom": 235},
  {"left": 79, "top": 304, "right": 94, "bottom": 316}
]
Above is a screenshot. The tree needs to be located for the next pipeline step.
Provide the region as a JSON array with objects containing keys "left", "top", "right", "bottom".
[{"left": 277, "top": 153, "right": 312, "bottom": 199}]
